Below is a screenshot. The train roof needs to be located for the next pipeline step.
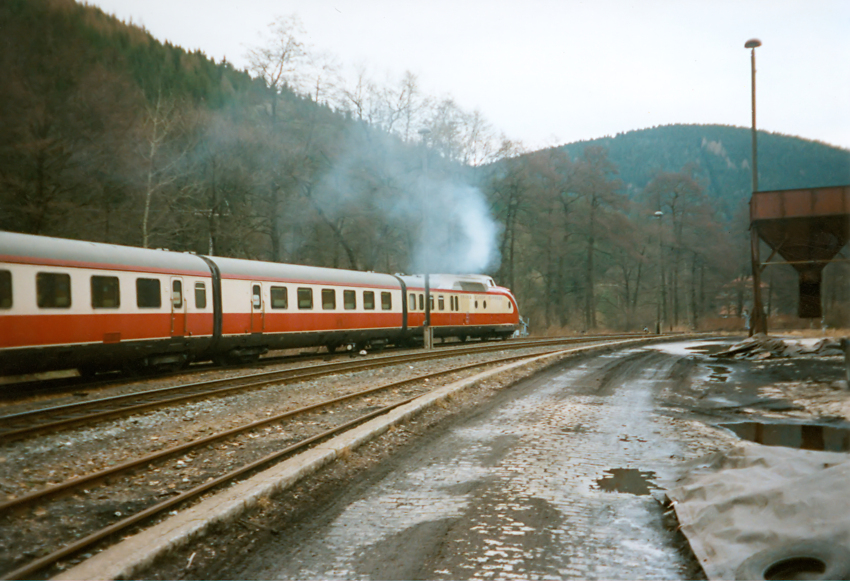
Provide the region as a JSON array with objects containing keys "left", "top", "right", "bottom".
[
  {"left": 398, "top": 273, "right": 501, "bottom": 292},
  {"left": 208, "top": 255, "right": 402, "bottom": 288},
  {"left": 0, "top": 231, "right": 211, "bottom": 275},
  {"left": 0, "top": 232, "right": 405, "bottom": 287}
]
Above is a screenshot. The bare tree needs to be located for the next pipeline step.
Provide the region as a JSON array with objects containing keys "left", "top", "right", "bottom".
[
  {"left": 486, "top": 146, "right": 529, "bottom": 291},
  {"left": 338, "top": 65, "right": 378, "bottom": 123},
  {"left": 425, "top": 98, "right": 500, "bottom": 166},
  {"left": 643, "top": 167, "right": 704, "bottom": 327},
  {"left": 570, "top": 147, "right": 623, "bottom": 330},
  {"left": 138, "top": 91, "right": 186, "bottom": 248},
  {"left": 246, "top": 14, "right": 308, "bottom": 118},
  {"left": 304, "top": 50, "right": 342, "bottom": 106}
]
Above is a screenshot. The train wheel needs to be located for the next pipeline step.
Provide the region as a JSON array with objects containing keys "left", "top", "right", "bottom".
[
  {"left": 122, "top": 359, "right": 148, "bottom": 376},
  {"left": 77, "top": 366, "right": 99, "bottom": 378}
]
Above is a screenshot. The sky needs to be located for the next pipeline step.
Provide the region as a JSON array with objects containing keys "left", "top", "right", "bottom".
[{"left": 86, "top": 0, "right": 850, "bottom": 151}]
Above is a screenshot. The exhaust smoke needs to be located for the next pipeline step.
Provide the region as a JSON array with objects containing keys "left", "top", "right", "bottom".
[{"left": 411, "top": 179, "right": 500, "bottom": 274}]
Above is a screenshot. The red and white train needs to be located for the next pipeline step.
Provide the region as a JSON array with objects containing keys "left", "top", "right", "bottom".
[{"left": 0, "top": 231, "right": 520, "bottom": 376}]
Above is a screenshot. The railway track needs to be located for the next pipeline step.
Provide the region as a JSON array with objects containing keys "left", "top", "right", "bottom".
[
  {"left": 0, "top": 334, "right": 678, "bottom": 579},
  {"left": 0, "top": 333, "right": 654, "bottom": 400},
  {"left": 0, "top": 334, "right": 649, "bottom": 442},
  {"left": 0, "top": 349, "right": 340, "bottom": 400}
]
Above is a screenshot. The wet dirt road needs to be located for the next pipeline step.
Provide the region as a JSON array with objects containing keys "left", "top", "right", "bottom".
[{"left": 230, "top": 342, "right": 732, "bottom": 580}]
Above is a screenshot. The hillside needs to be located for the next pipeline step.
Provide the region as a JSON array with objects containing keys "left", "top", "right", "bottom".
[
  {"left": 1, "top": 0, "right": 847, "bottom": 331},
  {"left": 552, "top": 124, "right": 850, "bottom": 218},
  {"left": 0, "top": 0, "right": 259, "bottom": 108}
]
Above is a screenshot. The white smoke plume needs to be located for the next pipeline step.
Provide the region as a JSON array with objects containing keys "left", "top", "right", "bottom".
[
  {"left": 410, "top": 180, "right": 501, "bottom": 274},
  {"left": 307, "top": 126, "right": 502, "bottom": 276}
]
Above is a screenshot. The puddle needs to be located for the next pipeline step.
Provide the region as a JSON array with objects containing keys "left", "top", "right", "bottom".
[
  {"left": 707, "top": 365, "right": 729, "bottom": 382},
  {"left": 593, "top": 468, "right": 658, "bottom": 496},
  {"left": 719, "top": 422, "right": 850, "bottom": 452}
]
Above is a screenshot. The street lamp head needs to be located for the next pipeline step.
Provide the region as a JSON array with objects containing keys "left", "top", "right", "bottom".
[
  {"left": 654, "top": 211, "right": 664, "bottom": 218},
  {"left": 744, "top": 39, "right": 762, "bottom": 49}
]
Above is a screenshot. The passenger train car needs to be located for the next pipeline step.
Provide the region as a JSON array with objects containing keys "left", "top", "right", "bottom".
[{"left": 0, "top": 231, "right": 520, "bottom": 376}]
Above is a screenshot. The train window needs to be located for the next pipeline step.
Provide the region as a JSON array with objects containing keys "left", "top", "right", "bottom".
[
  {"left": 136, "top": 278, "right": 161, "bottom": 308},
  {"left": 297, "top": 288, "right": 313, "bottom": 309},
  {"left": 418, "top": 294, "right": 424, "bottom": 311},
  {"left": 172, "top": 280, "right": 183, "bottom": 309},
  {"left": 408, "top": 293, "right": 415, "bottom": 311},
  {"left": 0, "top": 270, "right": 11, "bottom": 309},
  {"left": 91, "top": 276, "right": 120, "bottom": 308},
  {"left": 271, "top": 286, "right": 287, "bottom": 309},
  {"left": 322, "top": 289, "right": 336, "bottom": 310},
  {"left": 344, "top": 290, "right": 356, "bottom": 310},
  {"left": 252, "top": 285, "right": 262, "bottom": 310},
  {"left": 363, "top": 291, "right": 375, "bottom": 310},
  {"left": 195, "top": 282, "right": 207, "bottom": 309},
  {"left": 381, "top": 292, "right": 392, "bottom": 310},
  {"left": 429, "top": 295, "right": 434, "bottom": 310},
  {"left": 475, "top": 300, "right": 479, "bottom": 309},
  {"left": 37, "top": 272, "right": 71, "bottom": 308},
  {"left": 483, "top": 300, "right": 487, "bottom": 310},
  {"left": 508, "top": 301, "right": 513, "bottom": 312},
  {"left": 438, "top": 296, "right": 445, "bottom": 311},
  {"left": 460, "top": 282, "right": 487, "bottom": 292}
]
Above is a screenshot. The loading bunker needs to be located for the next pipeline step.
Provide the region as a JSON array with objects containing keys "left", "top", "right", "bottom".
[{"left": 750, "top": 184, "right": 850, "bottom": 326}]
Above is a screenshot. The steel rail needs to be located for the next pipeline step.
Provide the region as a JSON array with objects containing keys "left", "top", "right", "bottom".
[
  {"left": 0, "top": 334, "right": 649, "bottom": 441},
  {"left": 0, "top": 333, "right": 651, "bottom": 397},
  {"left": 2, "top": 334, "right": 691, "bottom": 579},
  {"left": 0, "top": 392, "right": 417, "bottom": 581},
  {"left": 1, "top": 344, "right": 591, "bottom": 580},
  {"left": 0, "top": 347, "right": 566, "bottom": 515}
]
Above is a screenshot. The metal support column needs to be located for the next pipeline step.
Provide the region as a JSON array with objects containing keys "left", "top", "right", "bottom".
[{"left": 749, "top": 224, "right": 767, "bottom": 335}]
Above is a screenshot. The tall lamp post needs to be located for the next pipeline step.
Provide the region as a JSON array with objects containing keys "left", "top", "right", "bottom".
[
  {"left": 745, "top": 38, "right": 767, "bottom": 335},
  {"left": 745, "top": 38, "right": 761, "bottom": 193},
  {"left": 654, "top": 210, "right": 664, "bottom": 334}
]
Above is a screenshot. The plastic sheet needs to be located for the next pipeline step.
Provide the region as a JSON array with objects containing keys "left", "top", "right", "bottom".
[{"left": 665, "top": 443, "right": 850, "bottom": 579}]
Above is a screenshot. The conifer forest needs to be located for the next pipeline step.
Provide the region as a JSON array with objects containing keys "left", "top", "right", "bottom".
[{"left": 2, "top": 0, "right": 848, "bottom": 332}]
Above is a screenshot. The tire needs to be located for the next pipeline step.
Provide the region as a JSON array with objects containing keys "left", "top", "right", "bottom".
[{"left": 735, "top": 540, "right": 850, "bottom": 580}]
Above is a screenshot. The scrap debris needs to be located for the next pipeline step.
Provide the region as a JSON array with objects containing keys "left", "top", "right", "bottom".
[{"left": 713, "top": 334, "right": 846, "bottom": 360}]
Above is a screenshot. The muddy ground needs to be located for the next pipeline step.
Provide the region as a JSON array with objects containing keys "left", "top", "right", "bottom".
[{"left": 109, "top": 339, "right": 850, "bottom": 579}]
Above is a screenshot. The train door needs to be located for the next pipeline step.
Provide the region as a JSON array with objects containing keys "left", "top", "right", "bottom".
[
  {"left": 250, "top": 282, "right": 265, "bottom": 333},
  {"left": 170, "top": 277, "right": 187, "bottom": 337}
]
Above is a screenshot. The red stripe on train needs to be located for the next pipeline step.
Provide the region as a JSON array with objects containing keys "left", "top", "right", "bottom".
[{"left": 0, "top": 313, "right": 213, "bottom": 348}]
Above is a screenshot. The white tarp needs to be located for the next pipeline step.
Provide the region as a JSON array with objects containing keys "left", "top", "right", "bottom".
[{"left": 665, "top": 442, "right": 850, "bottom": 579}]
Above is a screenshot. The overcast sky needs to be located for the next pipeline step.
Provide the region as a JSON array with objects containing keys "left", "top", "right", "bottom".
[{"left": 87, "top": 0, "right": 850, "bottom": 151}]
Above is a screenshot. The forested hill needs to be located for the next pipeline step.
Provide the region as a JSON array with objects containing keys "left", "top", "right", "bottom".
[
  {"left": 2, "top": 0, "right": 847, "bottom": 330},
  {"left": 1, "top": 0, "right": 260, "bottom": 108},
  {"left": 552, "top": 124, "right": 850, "bottom": 219}
]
